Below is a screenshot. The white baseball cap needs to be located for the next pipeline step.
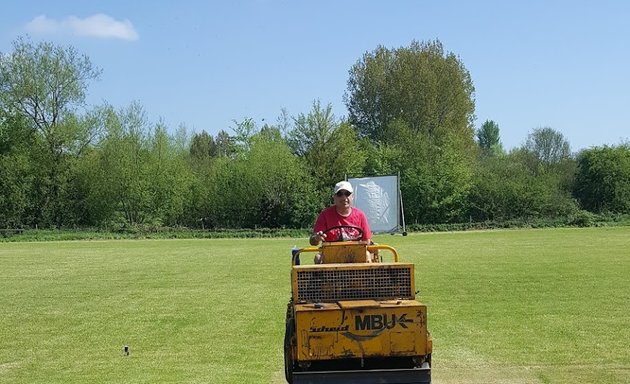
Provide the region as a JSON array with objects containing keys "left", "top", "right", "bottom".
[{"left": 334, "top": 181, "right": 353, "bottom": 194}]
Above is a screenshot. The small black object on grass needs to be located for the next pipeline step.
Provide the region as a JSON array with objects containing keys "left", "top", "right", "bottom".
[{"left": 124, "top": 345, "right": 130, "bottom": 356}]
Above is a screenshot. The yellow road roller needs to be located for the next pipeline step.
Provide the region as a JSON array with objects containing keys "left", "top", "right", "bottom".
[{"left": 284, "top": 225, "right": 432, "bottom": 383}]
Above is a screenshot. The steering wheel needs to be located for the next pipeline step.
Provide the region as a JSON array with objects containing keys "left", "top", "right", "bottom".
[{"left": 320, "top": 225, "right": 364, "bottom": 242}]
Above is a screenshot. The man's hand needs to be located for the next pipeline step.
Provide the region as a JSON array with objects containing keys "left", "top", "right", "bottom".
[{"left": 310, "top": 231, "right": 327, "bottom": 245}]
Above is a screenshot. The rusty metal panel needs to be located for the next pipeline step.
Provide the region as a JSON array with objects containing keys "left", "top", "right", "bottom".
[
  {"left": 294, "top": 300, "right": 429, "bottom": 362},
  {"left": 320, "top": 242, "right": 369, "bottom": 263},
  {"left": 292, "top": 263, "right": 415, "bottom": 303}
]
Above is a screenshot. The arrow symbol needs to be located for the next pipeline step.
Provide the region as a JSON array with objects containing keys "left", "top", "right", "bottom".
[{"left": 397, "top": 314, "right": 414, "bottom": 328}]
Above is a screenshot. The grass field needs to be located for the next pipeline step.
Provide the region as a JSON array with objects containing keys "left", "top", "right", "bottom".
[{"left": 1, "top": 227, "right": 629, "bottom": 383}]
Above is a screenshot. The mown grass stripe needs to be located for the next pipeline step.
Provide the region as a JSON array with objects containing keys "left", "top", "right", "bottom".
[{"left": 1, "top": 227, "right": 628, "bottom": 383}]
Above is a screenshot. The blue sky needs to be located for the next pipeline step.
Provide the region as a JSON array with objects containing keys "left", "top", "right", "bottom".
[{"left": 1, "top": 1, "right": 628, "bottom": 151}]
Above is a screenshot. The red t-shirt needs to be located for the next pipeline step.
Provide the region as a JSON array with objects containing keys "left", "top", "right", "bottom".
[{"left": 313, "top": 206, "right": 372, "bottom": 242}]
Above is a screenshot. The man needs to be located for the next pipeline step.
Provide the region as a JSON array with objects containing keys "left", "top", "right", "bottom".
[{"left": 310, "top": 180, "right": 372, "bottom": 246}]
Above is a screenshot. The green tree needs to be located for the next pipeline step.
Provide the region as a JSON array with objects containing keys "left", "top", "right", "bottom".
[
  {"left": 231, "top": 117, "right": 257, "bottom": 156},
  {"left": 79, "top": 103, "right": 192, "bottom": 227},
  {"left": 210, "top": 130, "right": 317, "bottom": 228},
  {"left": 345, "top": 40, "right": 475, "bottom": 145},
  {"left": 523, "top": 127, "right": 571, "bottom": 173},
  {"left": 518, "top": 127, "right": 576, "bottom": 205},
  {"left": 573, "top": 144, "right": 630, "bottom": 213},
  {"left": 0, "top": 36, "right": 102, "bottom": 226},
  {"left": 477, "top": 120, "right": 503, "bottom": 157},
  {"left": 0, "top": 112, "right": 35, "bottom": 227},
  {"left": 401, "top": 132, "right": 476, "bottom": 223},
  {"left": 186, "top": 130, "right": 219, "bottom": 228},
  {"left": 362, "top": 140, "right": 406, "bottom": 177},
  {"left": 468, "top": 153, "right": 578, "bottom": 221},
  {"left": 78, "top": 103, "right": 149, "bottom": 226},
  {"left": 145, "top": 122, "right": 193, "bottom": 226},
  {"left": 288, "top": 100, "right": 365, "bottom": 193},
  {"left": 0, "top": 37, "right": 102, "bottom": 153},
  {"left": 344, "top": 40, "right": 478, "bottom": 223},
  {"left": 215, "top": 129, "right": 236, "bottom": 158},
  {"left": 189, "top": 130, "right": 216, "bottom": 159}
]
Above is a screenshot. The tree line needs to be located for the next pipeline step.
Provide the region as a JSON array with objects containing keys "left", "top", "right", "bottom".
[{"left": 1, "top": 37, "right": 629, "bottom": 231}]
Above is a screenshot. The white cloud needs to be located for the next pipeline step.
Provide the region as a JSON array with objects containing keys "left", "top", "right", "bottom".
[{"left": 25, "top": 14, "right": 139, "bottom": 41}]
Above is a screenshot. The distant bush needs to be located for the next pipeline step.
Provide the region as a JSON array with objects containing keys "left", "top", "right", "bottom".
[
  {"left": 0, "top": 227, "right": 310, "bottom": 242},
  {"left": 406, "top": 214, "right": 630, "bottom": 233},
  {"left": 3, "top": 215, "right": 630, "bottom": 242}
]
